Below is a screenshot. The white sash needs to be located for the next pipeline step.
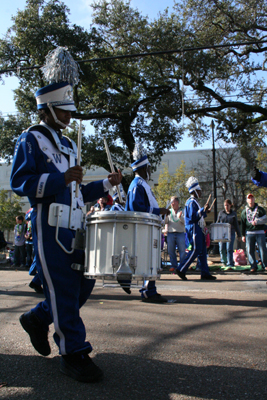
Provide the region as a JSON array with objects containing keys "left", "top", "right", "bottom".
[
  {"left": 138, "top": 177, "right": 159, "bottom": 212},
  {"left": 31, "top": 130, "right": 69, "bottom": 172},
  {"left": 31, "top": 129, "right": 84, "bottom": 207}
]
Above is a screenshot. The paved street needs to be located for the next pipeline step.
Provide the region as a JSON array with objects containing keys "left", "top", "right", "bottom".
[{"left": 1, "top": 265, "right": 267, "bottom": 400}]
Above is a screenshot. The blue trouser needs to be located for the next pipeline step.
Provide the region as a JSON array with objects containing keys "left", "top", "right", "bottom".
[
  {"left": 118, "top": 279, "right": 158, "bottom": 298},
  {"left": 246, "top": 233, "right": 267, "bottom": 270},
  {"left": 219, "top": 231, "right": 236, "bottom": 266},
  {"left": 31, "top": 205, "right": 96, "bottom": 355},
  {"left": 31, "top": 273, "right": 42, "bottom": 287},
  {"left": 167, "top": 232, "right": 186, "bottom": 268},
  {"left": 177, "top": 231, "right": 210, "bottom": 277},
  {"left": 140, "top": 280, "right": 157, "bottom": 298}
]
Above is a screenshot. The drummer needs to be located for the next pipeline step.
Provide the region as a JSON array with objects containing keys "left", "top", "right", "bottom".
[{"left": 125, "top": 143, "right": 170, "bottom": 303}]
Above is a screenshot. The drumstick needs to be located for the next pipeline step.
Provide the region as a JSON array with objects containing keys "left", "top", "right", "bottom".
[
  {"left": 103, "top": 137, "right": 123, "bottom": 203},
  {"left": 75, "top": 119, "right": 82, "bottom": 198},
  {"left": 210, "top": 198, "right": 216, "bottom": 210},
  {"left": 206, "top": 194, "right": 211, "bottom": 205}
]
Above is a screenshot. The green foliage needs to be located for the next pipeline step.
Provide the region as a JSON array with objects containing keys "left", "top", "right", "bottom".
[
  {"left": 0, "top": 190, "right": 24, "bottom": 231},
  {"left": 153, "top": 161, "right": 194, "bottom": 207},
  {"left": 195, "top": 144, "right": 266, "bottom": 214},
  {"left": 175, "top": 0, "right": 267, "bottom": 147},
  {"left": 0, "top": 113, "right": 32, "bottom": 162},
  {"left": 0, "top": 0, "right": 267, "bottom": 174}
]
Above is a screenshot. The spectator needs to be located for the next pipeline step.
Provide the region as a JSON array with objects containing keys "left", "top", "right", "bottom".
[
  {"left": 217, "top": 199, "right": 241, "bottom": 267},
  {"left": 95, "top": 196, "right": 111, "bottom": 211},
  {"left": 86, "top": 206, "right": 96, "bottom": 216},
  {"left": 164, "top": 196, "right": 186, "bottom": 272},
  {"left": 241, "top": 193, "right": 267, "bottom": 272},
  {"left": 12, "top": 216, "right": 26, "bottom": 268}
]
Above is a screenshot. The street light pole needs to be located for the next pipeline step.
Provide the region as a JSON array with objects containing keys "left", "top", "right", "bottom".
[{"left": 211, "top": 120, "right": 217, "bottom": 223}]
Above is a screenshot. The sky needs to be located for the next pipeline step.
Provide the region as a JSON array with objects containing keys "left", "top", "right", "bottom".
[{"left": 0, "top": 0, "right": 214, "bottom": 151}]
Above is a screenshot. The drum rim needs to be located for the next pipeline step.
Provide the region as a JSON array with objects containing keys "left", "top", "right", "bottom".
[
  {"left": 84, "top": 272, "right": 160, "bottom": 280},
  {"left": 86, "top": 210, "right": 162, "bottom": 224},
  {"left": 86, "top": 218, "right": 162, "bottom": 227}
]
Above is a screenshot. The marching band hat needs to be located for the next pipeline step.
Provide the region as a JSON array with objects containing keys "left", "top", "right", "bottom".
[
  {"left": 35, "top": 81, "right": 76, "bottom": 111},
  {"left": 36, "top": 46, "right": 80, "bottom": 112},
  {"left": 131, "top": 155, "right": 149, "bottom": 172},
  {"left": 186, "top": 176, "right": 201, "bottom": 193},
  {"left": 131, "top": 143, "right": 149, "bottom": 172}
]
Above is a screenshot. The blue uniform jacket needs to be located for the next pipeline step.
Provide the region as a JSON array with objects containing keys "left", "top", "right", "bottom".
[
  {"left": 125, "top": 176, "right": 160, "bottom": 215},
  {"left": 10, "top": 125, "right": 106, "bottom": 207},
  {"left": 184, "top": 196, "right": 207, "bottom": 246},
  {"left": 10, "top": 124, "right": 108, "bottom": 355},
  {"left": 251, "top": 170, "right": 267, "bottom": 188}
]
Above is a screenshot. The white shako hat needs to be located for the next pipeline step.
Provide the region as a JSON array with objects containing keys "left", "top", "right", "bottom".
[
  {"left": 35, "top": 82, "right": 76, "bottom": 111},
  {"left": 35, "top": 47, "right": 80, "bottom": 111},
  {"left": 131, "top": 143, "right": 149, "bottom": 172},
  {"left": 186, "top": 176, "right": 201, "bottom": 193}
]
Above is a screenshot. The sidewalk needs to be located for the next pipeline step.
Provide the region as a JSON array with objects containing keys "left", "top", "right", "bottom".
[{"left": 1, "top": 267, "right": 267, "bottom": 400}]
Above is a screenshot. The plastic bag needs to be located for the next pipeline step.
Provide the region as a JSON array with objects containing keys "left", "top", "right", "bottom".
[{"left": 233, "top": 249, "right": 247, "bottom": 266}]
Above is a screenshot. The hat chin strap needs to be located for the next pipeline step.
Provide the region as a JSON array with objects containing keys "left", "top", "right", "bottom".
[
  {"left": 47, "top": 103, "right": 74, "bottom": 130},
  {"left": 193, "top": 190, "right": 199, "bottom": 198}
]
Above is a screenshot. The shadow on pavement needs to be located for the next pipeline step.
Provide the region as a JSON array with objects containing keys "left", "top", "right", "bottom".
[{"left": 0, "top": 352, "right": 266, "bottom": 400}]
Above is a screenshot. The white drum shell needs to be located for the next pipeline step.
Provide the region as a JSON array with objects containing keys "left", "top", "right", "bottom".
[
  {"left": 84, "top": 211, "right": 162, "bottom": 280},
  {"left": 210, "top": 223, "right": 231, "bottom": 242}
]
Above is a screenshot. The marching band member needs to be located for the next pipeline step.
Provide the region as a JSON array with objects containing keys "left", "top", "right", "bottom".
[
  {"left": 175, "top": 177, "right": 216, "bottom": 281},
  {"left": 125, "top": 144, "right": 170, "bottom": 303},
  {"left": 251, "top": 166, "right": 267, "bottom": 188},
  {"left": 10, "top": 47, "right": 122, "bottom": 383},
  {"left": 110, "top": 186, "right": 126, "bottom": 211}
]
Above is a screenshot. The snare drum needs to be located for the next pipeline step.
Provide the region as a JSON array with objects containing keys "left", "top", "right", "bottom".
[
  {"left": 84, "top": 211, "right": 162, "bottom": 281},
  {"left": 210, "top": 223, "right": 231, "bottom": 242}
]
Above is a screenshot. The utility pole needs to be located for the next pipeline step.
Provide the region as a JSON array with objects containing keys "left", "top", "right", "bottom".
[{"left": 211, "top": 120, "right": 217, "bottom": 222}]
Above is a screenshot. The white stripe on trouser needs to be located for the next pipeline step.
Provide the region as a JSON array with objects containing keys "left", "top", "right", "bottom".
[
  {"left": 180, "top": 225, "right": 196, "bottom": 273},
  {"left": 142, "top": 280, "right": 150, "bottom": 298},
  {"left": 36, "top": 203, "right": 66, "bottom": 354}
]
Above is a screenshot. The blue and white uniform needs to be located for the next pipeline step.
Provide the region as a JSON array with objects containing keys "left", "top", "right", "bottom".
[
  {"left": 10, "top": 122, "right": 111, "bottom": 356},
  {"left": 251, "top": 169, "right": 267, "bottom": 188},
  {"left": 177, "top": 195, "right": 210, "bottom": 277},
  {"left": 110, "top": 203, "right": 124, "bottom": 211},
  {"left": 125, "top": 176, "right": 160, "bottom": 298}
]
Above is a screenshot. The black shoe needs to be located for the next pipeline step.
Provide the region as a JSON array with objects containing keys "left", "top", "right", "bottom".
[
  {"left": 142, "top": 293, "right": 167, "bottom": 303},
  {"left": 122, "top": 287, "right": 131, "bottom": 294},
  {"left": 201, "top": 274, "right": 216, "bottom": 280},
  {"left": 60, "top": 353, "right": 103, "bottom": 383},
  {"left": 19, "top": 311, "right": 51, "bottom": 356},
  {"left": 29, "top": 281, "right": 44, "bottom": 294},
  {"left": 176, "top": 270, "right": 188, "bottom": 281}
]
